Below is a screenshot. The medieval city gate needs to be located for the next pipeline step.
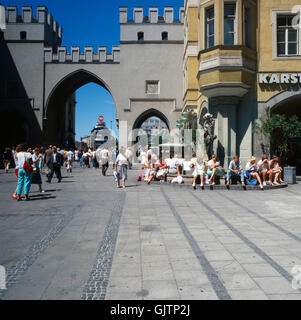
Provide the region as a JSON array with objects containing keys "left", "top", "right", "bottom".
[{"left": 1, "top": 6, "right": 184, "bottom": 148}]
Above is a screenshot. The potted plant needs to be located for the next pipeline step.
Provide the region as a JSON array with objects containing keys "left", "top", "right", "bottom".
[{"left": 255, "top": 108, "right": 301, "bottom": 184}]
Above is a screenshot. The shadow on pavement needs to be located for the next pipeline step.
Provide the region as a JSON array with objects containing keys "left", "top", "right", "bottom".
[{"left": 27, "top": 195, "right": 57, "bottom": 201}]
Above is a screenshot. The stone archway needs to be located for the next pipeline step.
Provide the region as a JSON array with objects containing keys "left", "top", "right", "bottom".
[
  {"left": 269, "top": 88, "right": 301, "bottom": 174},
  {"left": 44, "top": 69, "right": 117, "bottom": 147},
  {"left": 256, "top": 86, "right": 301, "bottom": 174},
  {"left": 130, "top": 108, "right": 170, "bottom": 148},
  {"left": 132, "top": 108, "right": 170, "bottom": 131}
]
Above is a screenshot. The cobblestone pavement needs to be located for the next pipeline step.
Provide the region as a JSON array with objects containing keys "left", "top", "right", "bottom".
[{"left": 0, "top": 165, "right": 301, "bottom": 300}]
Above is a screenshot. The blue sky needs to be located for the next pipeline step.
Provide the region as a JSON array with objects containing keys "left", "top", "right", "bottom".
[{"left": 3, "top": 0, "right": 184, "bottom": 140}]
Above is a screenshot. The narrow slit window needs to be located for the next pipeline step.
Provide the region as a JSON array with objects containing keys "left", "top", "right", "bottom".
[
  {"left": 138, "top": 32, "right": 144, "bottom": 41},
  {"left": 20, "top": 31, "right": 27, "bottom": 40},
  {"left": 162, "top": 32, "right": 168, "bottom": 41}
]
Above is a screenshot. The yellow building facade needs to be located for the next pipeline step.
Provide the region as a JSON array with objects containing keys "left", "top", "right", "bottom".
[{"left": 184, "top": 0, "right": 301, "bottom": 171}]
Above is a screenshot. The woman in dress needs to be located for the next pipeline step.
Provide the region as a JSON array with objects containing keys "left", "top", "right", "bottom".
[{"left": 192, "top": 156, "right": 207, "bottom": 189}]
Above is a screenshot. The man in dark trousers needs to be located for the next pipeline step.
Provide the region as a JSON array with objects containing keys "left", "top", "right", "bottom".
[
  {"left": 44, "top": 145, "right": 53, "bottom": 176},
  {"left": 47, "top": 146, "right": 63, "bottom": 183}
]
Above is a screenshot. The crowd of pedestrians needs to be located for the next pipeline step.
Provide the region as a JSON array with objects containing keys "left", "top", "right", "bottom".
[
  {"left": 1, "top": 142, "right": 288, "bottom": 199},
  {"left": 1, "top": 144, "right": 137, "bottom": 199}
]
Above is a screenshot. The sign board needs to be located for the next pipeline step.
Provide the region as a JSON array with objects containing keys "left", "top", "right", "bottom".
[
  {"left": 98, "top": 116, "right": 104, "bottom": 122},
  {"left": 259, "top": 73, "right": 301, "bottom": 84}
]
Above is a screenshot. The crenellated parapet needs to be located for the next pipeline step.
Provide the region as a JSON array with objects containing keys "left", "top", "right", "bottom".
[
  {"left": 44, "top": 46, "right": 121, "bottom": 64},
  {"left": 5, "top": 5, "right": 62, "bottom": 40},
  {"left": 119, "top": 7, "right": 185, "bottom": 24}
]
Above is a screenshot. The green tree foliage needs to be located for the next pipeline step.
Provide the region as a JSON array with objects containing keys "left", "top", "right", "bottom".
[{"left": 255, "top": 108, "right": 301, "bottom": 163}]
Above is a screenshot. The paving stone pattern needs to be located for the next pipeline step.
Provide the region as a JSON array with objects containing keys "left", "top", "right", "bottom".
[{"left": 1, "top": 166, "right": 301, "bottom": 300}]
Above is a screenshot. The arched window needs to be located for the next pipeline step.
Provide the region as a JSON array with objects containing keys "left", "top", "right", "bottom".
[
  {"left": 20, "top": 31, "right": 27, "bottom": 40},
  {"left": 162, "top": 32, "right": 168, "bottom": 41},
  {"left": 137, "top": 32, "right": 144, "bottom": 41}
]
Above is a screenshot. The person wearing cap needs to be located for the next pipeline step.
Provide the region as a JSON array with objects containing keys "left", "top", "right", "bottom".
[{"left": 245, "top": 156, "right": 264, "bottom": 190}]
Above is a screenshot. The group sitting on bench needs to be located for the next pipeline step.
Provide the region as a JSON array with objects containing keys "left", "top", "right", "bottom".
[{"left": 137, "top": 146, "right": 285, "bottom": 189}]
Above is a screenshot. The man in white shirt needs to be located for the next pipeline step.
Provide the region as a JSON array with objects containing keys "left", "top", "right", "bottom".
[
  {"left": 66, "top": 149, "right": 74, "bottom": 173},
  {"left": 98, "top": 147, "right": 109, "bottom": 176}
]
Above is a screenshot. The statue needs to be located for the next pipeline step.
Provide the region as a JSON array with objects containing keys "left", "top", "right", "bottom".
[{"left": 202, "top": 113, "right": 217, "bottom": 159}]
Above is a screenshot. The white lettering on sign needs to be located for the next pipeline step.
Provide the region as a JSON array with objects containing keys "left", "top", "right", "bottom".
[{"left": 259, "top": 73, "right": 301, "bottom": 84}]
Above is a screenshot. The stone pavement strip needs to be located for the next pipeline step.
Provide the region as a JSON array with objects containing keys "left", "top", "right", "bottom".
[{"left": 0, "top": 165, "right": 301, "bottom": 300}]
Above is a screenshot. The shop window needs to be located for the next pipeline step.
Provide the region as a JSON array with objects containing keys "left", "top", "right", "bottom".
[
  {"left": 205, "top": 7, "right": 215, "bottom": 49},
  {"left": 162, "top": 32, "right": 168, "bottom": 41},
  {"left": 137, "top": 32, "right": 144, "bottom": 41},
  {"left": 244, "top": 7, "right": 252, "bottom": 48},
  {"left": 224, "top": 3, "right": 236, "bottom": 45},
  {"left": 20, "top": 31, "right": 27, "bottom": 40},
  {"left": 277, "top": 15, "right": 299, "bottom": 56}
]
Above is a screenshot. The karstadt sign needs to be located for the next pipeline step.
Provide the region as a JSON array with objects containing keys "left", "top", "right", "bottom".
[{"left": 259, "top": 73, "right": 301, "bottom": 84}]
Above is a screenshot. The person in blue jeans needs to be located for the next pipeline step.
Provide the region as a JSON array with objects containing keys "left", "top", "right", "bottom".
[{"left": 226, "top": 155, "right": 245, "bottom": 186}]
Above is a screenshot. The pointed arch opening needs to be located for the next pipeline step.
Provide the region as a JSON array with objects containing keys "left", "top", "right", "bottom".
[{"left": 44, "top": 69, "right": 117, "bottom": 148}]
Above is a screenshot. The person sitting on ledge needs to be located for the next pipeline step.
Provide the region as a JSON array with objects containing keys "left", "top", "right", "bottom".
[
  {"left": 192, "top": 155, "right": 207, "bottom": 189},
  {"left": 268, "top": 156, "right": 284, "bottom": 185},
  {"left": 207, "top": 154, "right": 224, "bottom": 185},
  {"left": 245, "top": 156, "right": 264, "bottom": 190},
  {"left": 257, "top": 155, "right": 269, "bottom": 186},
  {"left": 169, "top": 153, "right": 181, "bottom": 176},
  {"left": 226, "top": 155, "right": 245, "bottom": 187}
]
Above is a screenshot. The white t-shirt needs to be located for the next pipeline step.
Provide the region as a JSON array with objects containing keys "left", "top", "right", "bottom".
[
  {"left": 74, "top": 150, "right": 79, "bottom": 161},
  {"left": 169, "top": 158, "right": 179, "bottom": 169},
  {"left": 17, "top": 152, "right": 32, "bottom": 169},
  {"left": 245, "top": 162, "right": 257, "bottom": 171},
  {"left": 257, "top": 160, "right": 268, "bottom": 171},
  {"left": 67, "top": 151, "right": 74, "bottom": 161},
  {"left": 183, "top": 160, "right": 192, "bottom": 171},
  {"left": 140, "top": 151, "right": 147, "bottom": 165},
  {"left": 83, "top": 152, "right": 90, "bottom": 158},
  {"left": 32, "top": 154, "right": 41, "bottom": 169},
  {"left": 125, "top": 149, "right": 133, "bottom": 160},
  {"left": 165, "top": 158, "right": 171, "bottom": 167},
  {"left": 99, "top": 149, "right": 109, "bottom": 164},
  {"left": 208, "top": 160, "right": 220, "bottom": 168},
  {"left": 116, "top": 153, "right": 128, "bottom": 166}
]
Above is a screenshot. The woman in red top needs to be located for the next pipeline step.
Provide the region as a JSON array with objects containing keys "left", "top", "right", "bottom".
[{"left": 147, "top": 156, "right": 167, "bottom": 184}]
